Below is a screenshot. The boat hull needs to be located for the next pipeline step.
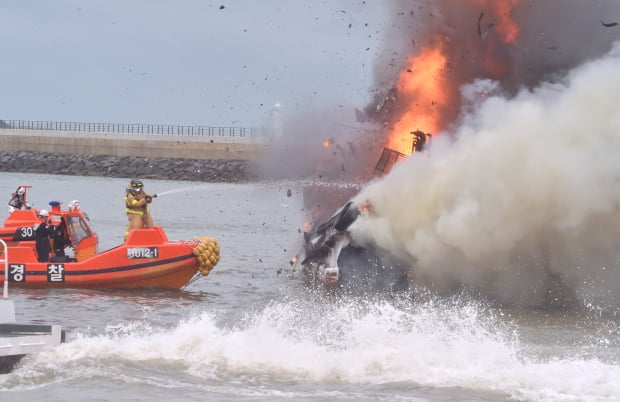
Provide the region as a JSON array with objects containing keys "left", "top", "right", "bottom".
[{"left": 1, "top": 227, "right": 203, "bottom": 290}]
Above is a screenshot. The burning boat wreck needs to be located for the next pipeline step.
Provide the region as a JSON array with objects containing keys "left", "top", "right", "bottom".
[
  {"left": 277, "top": 1, "right": 620, "bottom": 307},
  {"left": 298, "top": 199, "right": 411, "bottom": 293},
  {"left": 299, "top": 201, "right": 359, "bottom": 287},
  {"left": 296, "top": 131, "right": 431, "bottom": 293}
]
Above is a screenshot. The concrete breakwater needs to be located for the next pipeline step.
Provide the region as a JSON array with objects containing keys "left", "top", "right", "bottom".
[
  {"left": 0, "top": 151, "right": 252, "bottom": 182},
  {"left": 0, "top": 127, "right": 264, "bottom": 181}
]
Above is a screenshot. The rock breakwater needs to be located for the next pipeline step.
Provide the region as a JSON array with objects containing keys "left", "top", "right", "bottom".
[{"left": 0, "top": 151, "right": 252, "bottom": 182}]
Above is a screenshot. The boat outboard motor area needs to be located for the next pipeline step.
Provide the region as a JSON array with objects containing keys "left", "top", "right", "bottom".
[
  {"left": 300, "top": 200, "right": 412, "bottom": 293},
  {"left": 301, "top": 201, "right": 360, "bottom": 285}
]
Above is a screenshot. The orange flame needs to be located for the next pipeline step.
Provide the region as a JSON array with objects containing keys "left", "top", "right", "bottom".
[
  {"left": 359, "top": 200, "right": 376, "bottom": 216},
  {"left": 476, "top": 0, "right": 520, "bottom": 77},
  {"left": 482, "top": 0, "right": 520, "bottom": 44},
  {"left": 382, "top": 2, "right": 520, "bottom": 156},
  {"left": 385, "top": 39, "right": 449, "bottom": 155}
]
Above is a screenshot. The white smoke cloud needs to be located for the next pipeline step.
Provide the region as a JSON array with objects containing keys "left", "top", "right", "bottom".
[{"left": 351, "top": 42, "right": 620, "bottom": 309}]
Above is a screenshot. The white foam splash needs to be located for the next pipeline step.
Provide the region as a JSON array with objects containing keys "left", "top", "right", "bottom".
[{"left": 5, "top": 297, "right": 618, "bottom": 401}]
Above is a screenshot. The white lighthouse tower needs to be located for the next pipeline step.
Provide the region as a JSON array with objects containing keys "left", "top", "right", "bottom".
[{"left": 271, "top": 101, "right": 283, "bottom": 138}]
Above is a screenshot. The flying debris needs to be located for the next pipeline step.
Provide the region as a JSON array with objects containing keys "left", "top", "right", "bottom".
[
  {"left": 347, "top": 141, "right": 356, "bottom": 155},
  {"left": 372, "top": 130, "right": 432, "bottom": 177},
  {"left": 600, "top": 20, "right": 619, "bottom": 27},
  {"left": 411, "top": 130, "right": 432, "bottom": 153},
  {"left": 477, "top": 12, "right": 496, "bottom": 39},
  {"left": 373, "top": 148, "right": 407, "bottom": 177},
  {"left": 355, "top": 107, "right": 369, "bottom": 122}
]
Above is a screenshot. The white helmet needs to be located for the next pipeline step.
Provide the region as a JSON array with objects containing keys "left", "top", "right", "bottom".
[
  {"left": 17, "top": 187, "right": 26, "bottom": 195},
  {"left": 38, "top": 209, "right": 49, "bottom": 217}
]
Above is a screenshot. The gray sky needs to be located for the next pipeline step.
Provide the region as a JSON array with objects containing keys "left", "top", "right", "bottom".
[{"left": 0, "top": 1, "right": 388, "bottom": 127}]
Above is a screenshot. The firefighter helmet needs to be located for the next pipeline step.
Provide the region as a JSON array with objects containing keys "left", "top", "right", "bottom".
[{"left": 130, "top": 179, "right": 144, "bottom": 189}]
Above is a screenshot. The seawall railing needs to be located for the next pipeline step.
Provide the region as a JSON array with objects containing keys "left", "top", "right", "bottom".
[{"left": 0, "top": 119, "right": 256, "bottom": 137}]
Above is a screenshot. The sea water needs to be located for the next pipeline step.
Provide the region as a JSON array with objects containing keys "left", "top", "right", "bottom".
[{"left": 0, "top": 172, "right": 618, "bottom": 402}]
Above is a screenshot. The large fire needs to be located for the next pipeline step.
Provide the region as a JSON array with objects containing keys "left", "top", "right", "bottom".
[
  {"left": 383, "top": 1, "right": 521, "bottom": 156},
  {"left": 384, "top": 39, "right": 449, "bottom": 155}
]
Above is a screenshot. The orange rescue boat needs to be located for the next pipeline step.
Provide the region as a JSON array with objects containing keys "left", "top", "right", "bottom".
[{"left": 0, "top": 189, "right": 219, "bottom": 289}]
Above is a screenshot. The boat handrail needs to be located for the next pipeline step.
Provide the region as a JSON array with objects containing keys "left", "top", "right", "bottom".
[{"left": 1, "top": 239, "right": 7, "bottom": 298}]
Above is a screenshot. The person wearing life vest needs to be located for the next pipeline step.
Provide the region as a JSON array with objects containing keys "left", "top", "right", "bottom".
[
  {"left": 8, "top": 186, "right": 31, "bottom": 212},
  {"left": 124, "top": 179, "right": 156, "bottom": 239}
]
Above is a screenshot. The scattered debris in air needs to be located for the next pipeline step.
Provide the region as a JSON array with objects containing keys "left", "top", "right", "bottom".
[
  {"left": 477, "top": 12, "right": 496, "bottom": 39},
  {"left": 600, "top": 20, "right": 619, "bottom": 27}
]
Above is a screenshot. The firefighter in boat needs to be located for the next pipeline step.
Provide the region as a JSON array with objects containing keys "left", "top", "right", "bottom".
[{"left": 124, "top": 179, "right": 156, "bottom": 239}]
